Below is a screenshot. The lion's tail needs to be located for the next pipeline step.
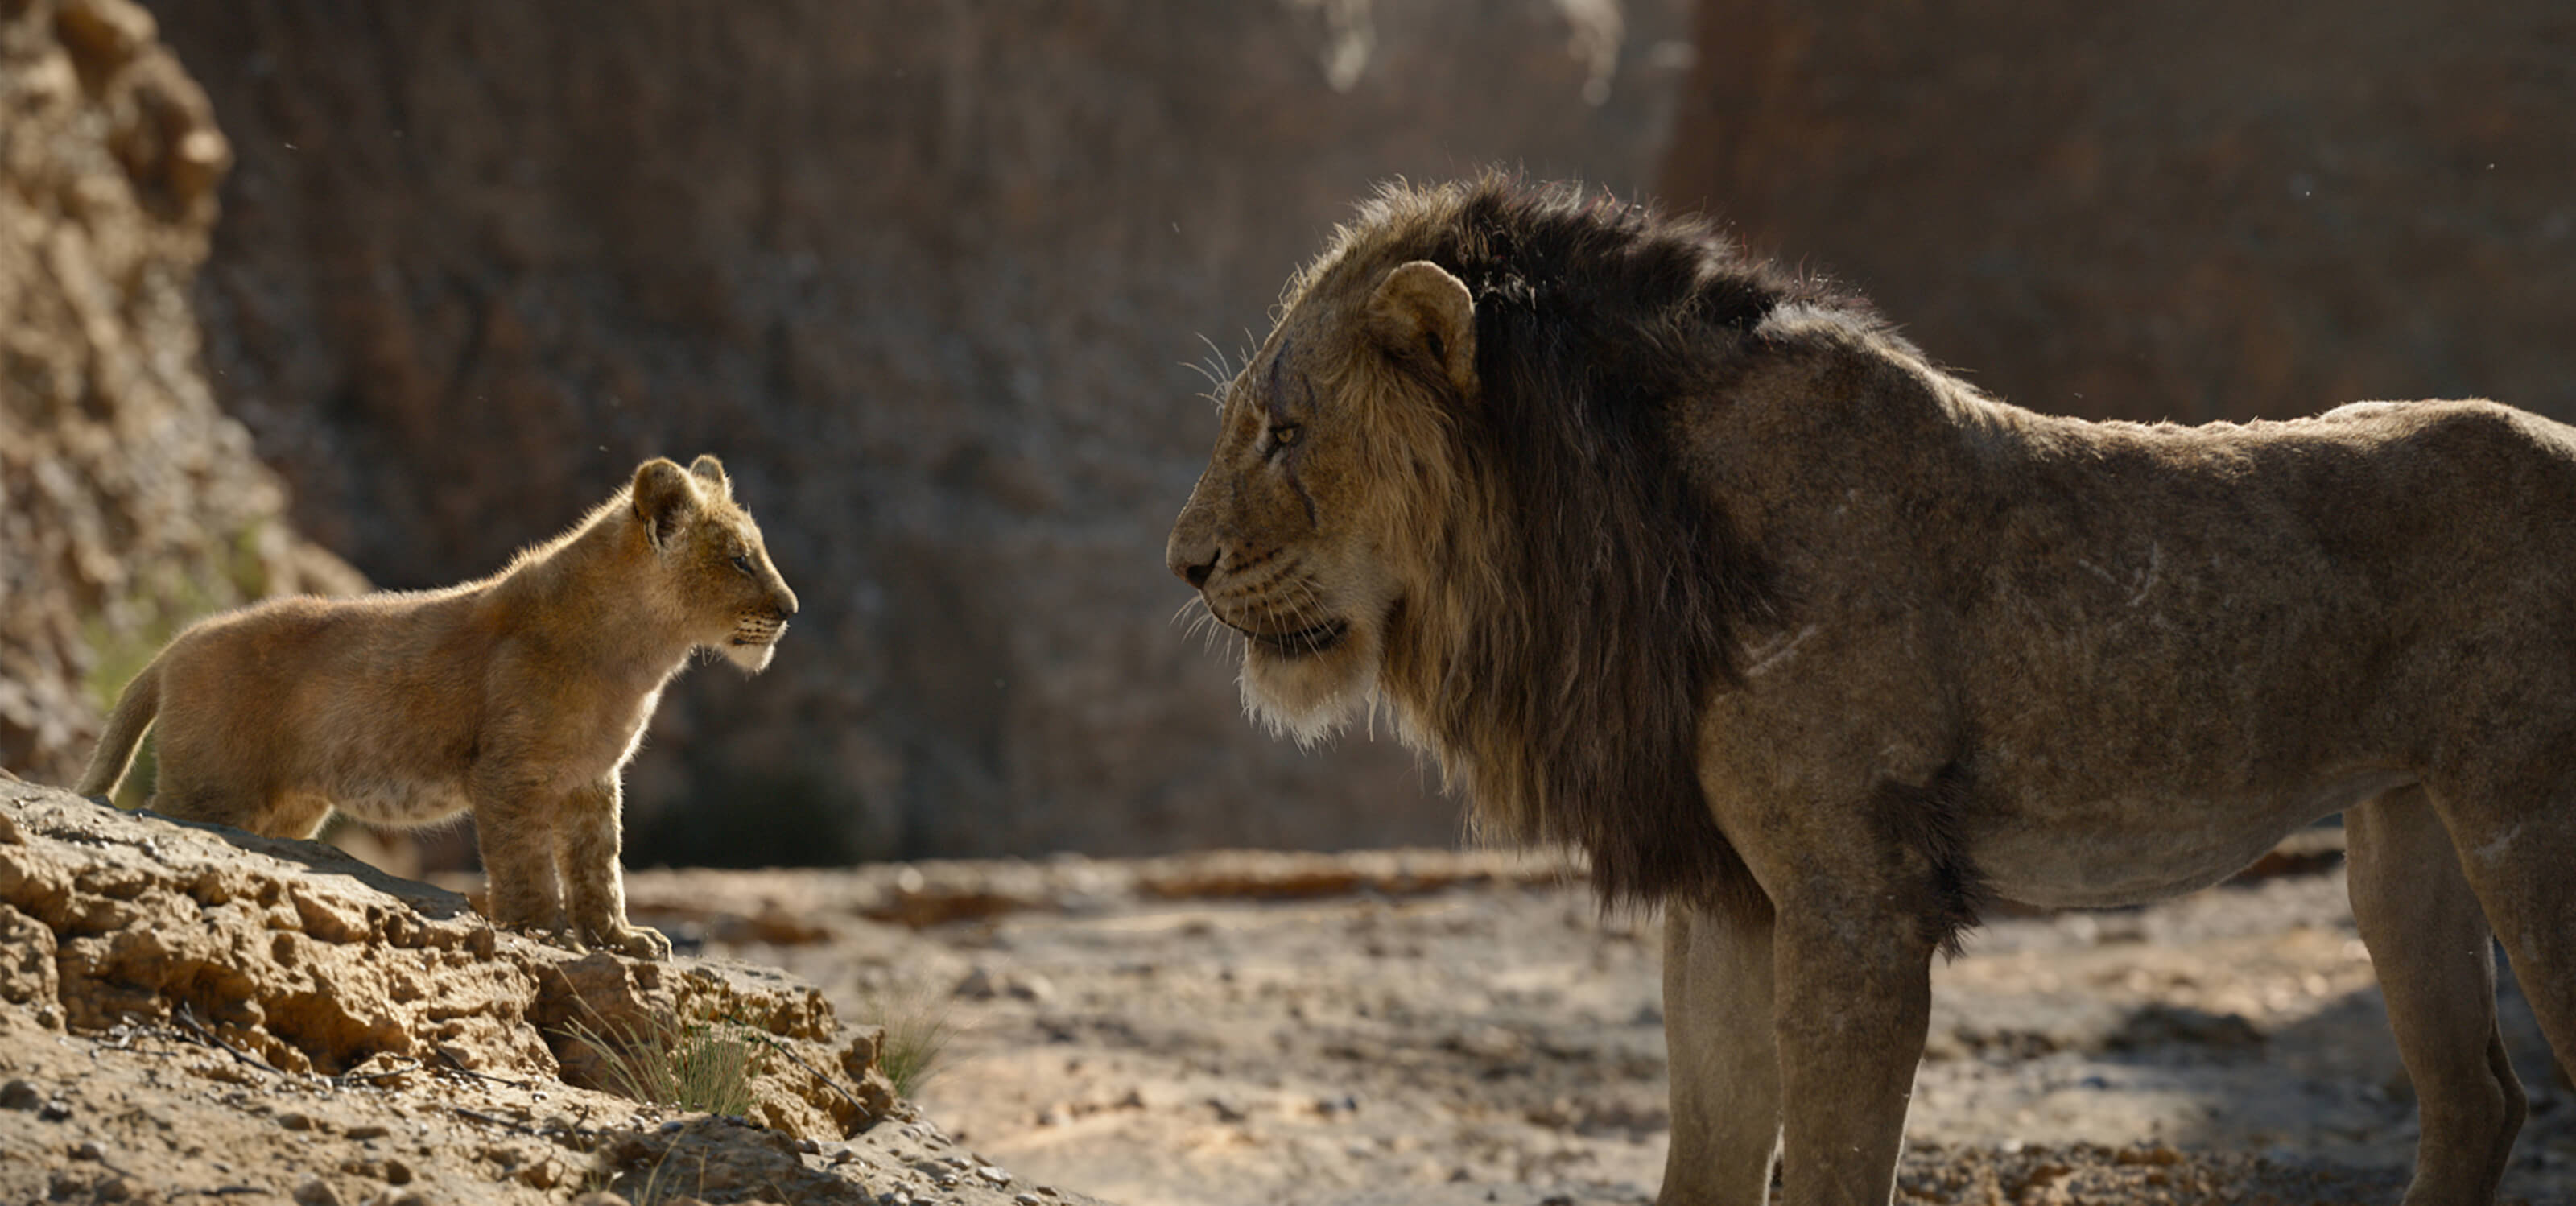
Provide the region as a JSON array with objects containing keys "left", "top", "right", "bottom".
[{"left": 74, "top": 660, "right": 163, "bottom": 799}]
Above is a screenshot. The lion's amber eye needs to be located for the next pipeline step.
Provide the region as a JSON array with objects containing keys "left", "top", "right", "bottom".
[{"left": 1270, "top": 423, "right": 1302, "bottom": 448}]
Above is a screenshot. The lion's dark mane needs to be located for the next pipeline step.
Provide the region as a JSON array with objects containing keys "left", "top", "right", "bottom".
[{"left": 1363, "top": 176, "right": 1885, "bottom": 914}]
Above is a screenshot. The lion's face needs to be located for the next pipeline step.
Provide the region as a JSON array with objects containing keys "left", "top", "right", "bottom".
[
  {"left": 636, "top": 455, "right": 799, "bottom": 674},
  {"left": 1167, "top": 258, "right": 1480, "bottom": 741}
]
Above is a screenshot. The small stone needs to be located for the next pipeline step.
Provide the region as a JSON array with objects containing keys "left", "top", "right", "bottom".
[
  {"left": 291, "top": 1179, "right": 344, "bottom": 1206},
  {"left": 1006, "top": 973, "right": 1054, "bottom": 1002},
  {"left": 0, "top": 1080, "right": 41, "bottom": 1111},
  {"left": 658, "top": 1119, "right": 687, "bottom": 1134},
  {"left": 1016, "top": 1195, "right": 1043, "bottom": 1205},
  {"left": 798, "top": 1136, "right": 821, "bottom": 1154},
  {"left": 37, "top": 1099, "right": 72, "bottom": 1122},
  {"left": 344, "top": 1123, "right": 390, "bottom": 1141},
  {"left": 976, "top": 1165, "right": 1012, "bottom": 1186},
  {"left": 277, "top": 1111, "right": 314, "bottom": 1131},
  {"left": 382, "top": 1158, "right": 413, "bottom": 1185},
  {"left": 71, "top": 1140, "right": 105, "bottom": 1161}
]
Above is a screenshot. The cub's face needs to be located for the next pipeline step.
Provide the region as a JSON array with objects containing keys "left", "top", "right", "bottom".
[
  {"left": 1167, "top": 258, "right": 1479, "bottom": 743},
  {"left": 635, "top": 456, "right": 799, "bottom": 673}
]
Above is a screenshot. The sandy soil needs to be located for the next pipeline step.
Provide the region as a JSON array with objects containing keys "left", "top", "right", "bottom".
[{"left": 632, "top": 846, "right": 2576, "bottom": 1206}]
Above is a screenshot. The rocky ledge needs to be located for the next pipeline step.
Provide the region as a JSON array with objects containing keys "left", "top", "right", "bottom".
[{"left": 0, "top": 783, "right": 1102, "bottom": 1206}]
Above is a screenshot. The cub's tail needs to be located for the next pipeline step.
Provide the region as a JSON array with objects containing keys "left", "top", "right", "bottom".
[{"left": 74, "top": 661, "right": 163, "bottom": 799}]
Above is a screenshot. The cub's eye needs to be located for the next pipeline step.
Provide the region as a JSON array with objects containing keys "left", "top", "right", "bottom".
[
  {"left": 1269, "top": 423, "right": 1302, "bottom": 450},
  {"left": 731, "top": 553, "right": 753, "bottom": 575}
]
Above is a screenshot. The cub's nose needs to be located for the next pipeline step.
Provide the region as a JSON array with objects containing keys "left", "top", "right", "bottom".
[{"left": 771, "top": 587, "right": 799, "bottom": 622}]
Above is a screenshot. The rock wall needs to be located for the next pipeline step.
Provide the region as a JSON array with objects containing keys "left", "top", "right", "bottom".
[
  {"left": 0, "top": 0, "right": 360, "bottom": 785},
  {"left": 138, "top": 0, "right": 1697, "bottom": 864},
  {"left": 1659, "top": 0, "right": 2576, "bottom": 426}
]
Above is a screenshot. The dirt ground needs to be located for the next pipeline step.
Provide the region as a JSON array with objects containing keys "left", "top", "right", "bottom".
[{"left": 630, "top": 843, "right": 2576, "bottom": 1206}]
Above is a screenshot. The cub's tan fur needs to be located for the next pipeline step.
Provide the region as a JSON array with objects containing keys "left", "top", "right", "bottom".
[
  {"left": 79, "top": 456, "right": 798, "bottom": 960},
  {"left": 1169, "top": 176, "right": 2576, "bottom": 1206}
]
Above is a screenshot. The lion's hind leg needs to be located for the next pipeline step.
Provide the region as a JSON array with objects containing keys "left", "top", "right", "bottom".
[
  {"left": 2424, "top": 770, "right": 2576, "bottom": 1101},
  {"left": 2348, "top": 784, "right": 2522, "bottom": 1206}
]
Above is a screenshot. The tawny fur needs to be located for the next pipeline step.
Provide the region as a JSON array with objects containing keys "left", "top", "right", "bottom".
[
  {"left": 78, "top": 456, "right": 798, "bottom": 960},
  {"left": 1168, "top": 174, "right": 2576, "bottom": 1206}
]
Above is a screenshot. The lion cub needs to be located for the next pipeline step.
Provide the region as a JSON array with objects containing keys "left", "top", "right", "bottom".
[{"left": 76, "top": 455, "right": 797, "bottom": 959}]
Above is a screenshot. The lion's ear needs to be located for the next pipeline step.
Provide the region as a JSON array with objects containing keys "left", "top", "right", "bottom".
[
  {"left": 688, "top": 454, "right": 732, "bottom": 496},
  {"left": 631, "top": 458, "right": 699, "bottom": 551},
  {"left": 1368, "top": 260, "right": 1477, "bottom": 399}
]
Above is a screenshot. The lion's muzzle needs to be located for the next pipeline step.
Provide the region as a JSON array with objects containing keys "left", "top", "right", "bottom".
[{"left": 1243, "top": 617, "right": 1349, "bottom": 659}]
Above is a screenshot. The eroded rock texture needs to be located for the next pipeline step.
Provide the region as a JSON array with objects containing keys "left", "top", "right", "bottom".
[
  {"left": 0, "top": 783, "right": 895, "bottom": 1139},
  {"left": 140, "top": 0, "right": 1697, "bottom": 863},
  {"left": 0, "top": 0, "right": 361, "bottom": 783}
]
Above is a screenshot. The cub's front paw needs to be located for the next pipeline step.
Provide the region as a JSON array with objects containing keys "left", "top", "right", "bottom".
[
  {"left": 592, "top": 922, "right": 672, "bottom": 960},
  {"left": 498, "top": 919, "right": 582, "bottom": 952}
]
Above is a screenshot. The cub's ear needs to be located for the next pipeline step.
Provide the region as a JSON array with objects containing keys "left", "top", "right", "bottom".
[
  {"left": 688, "top": 453, "right": 731, "bottom": 495},
  {"left": 1368, "top": 259, "right": 1477, "bottom": 399},
  {"left": 631, "top": 458, "right": 699, "bottom": 551}
]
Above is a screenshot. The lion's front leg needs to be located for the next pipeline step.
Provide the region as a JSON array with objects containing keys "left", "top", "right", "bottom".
[
  {"left": 557, "top": 775, "right": 671, "bottom": 960},
  {"left": 1769, "top": 898, "right": 1934, "bottom": 1206},
  {"left": 1659, "top": 896, "right": 1784, "bottom": 1206}
]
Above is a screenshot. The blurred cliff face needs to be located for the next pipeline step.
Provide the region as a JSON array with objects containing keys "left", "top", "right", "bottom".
[
  {"left": 138, "top": 0, "right": 1698, "bottom": 863},
  {"left": 0, "top": 0, "right": 361, "bottom": 783},
  {"left": 1659, "top": 0, "right": 2576, "bottom": 426},
  {"left": 36, "top": 2, "right": 2557, "bottom": 865}
]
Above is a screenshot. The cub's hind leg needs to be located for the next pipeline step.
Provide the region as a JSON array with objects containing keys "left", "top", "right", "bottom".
[
  {"left": 2347, "top": 785, "right": 2521, "bottom": 1206},
  {"left": 151, "top": 770, "right": 332, "bottom": 841},
  {"left": 556, "top": 775, "right": 669, "bottom": 960}
]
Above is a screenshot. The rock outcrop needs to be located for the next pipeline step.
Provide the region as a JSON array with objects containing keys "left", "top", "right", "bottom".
[
  {"left": 0, "top": 783, "right": 894, "bottom": 1135},
  {"left": 0, "top": 782, "right": 1099, "bottom": 1204},
  {"left": 0, "top": 0, "right": 361, "bottom": 785},
  {"left": 138, "top": 0, "right": 1699, "bottom": 865}
]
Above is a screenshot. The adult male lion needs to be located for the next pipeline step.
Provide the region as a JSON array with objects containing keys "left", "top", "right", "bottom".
[{"left": 1166, "top": 175, "right": 2575, "bottom": 1205}]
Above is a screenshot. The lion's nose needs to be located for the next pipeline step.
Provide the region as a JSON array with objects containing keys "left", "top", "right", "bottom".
[
  {"left": 771, "top": 589, "right": 799, "bottom": 622},
  {"left": 1170, "top": 547, "right": 1218, "bottom": 589}
]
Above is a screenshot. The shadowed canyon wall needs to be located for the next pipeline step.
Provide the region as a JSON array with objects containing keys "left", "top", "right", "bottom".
[
  {"left": 1659, "top": 0, "right": 2575, "bottom": 426},
  {"left": 136, "top": 0, "right": 1695, "bottom": 863}
]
